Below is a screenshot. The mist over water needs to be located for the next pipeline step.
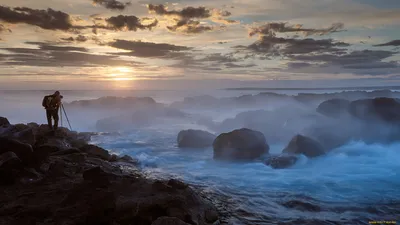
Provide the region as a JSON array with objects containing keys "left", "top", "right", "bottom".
[{"left": 1, "top": 89, "right": 400, "bottom": 224}]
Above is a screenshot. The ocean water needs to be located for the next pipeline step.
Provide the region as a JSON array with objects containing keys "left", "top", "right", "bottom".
[
  {"left": 90, "top": 127, "right": 400, "bottom": 224},
  {"left": 1, "top": 89, "right": 400, "bottom": 224}
]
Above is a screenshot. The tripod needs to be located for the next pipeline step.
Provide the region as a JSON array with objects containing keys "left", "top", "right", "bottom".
[{"left": 59, "top": 104, "right": 72, "bottom": 130}]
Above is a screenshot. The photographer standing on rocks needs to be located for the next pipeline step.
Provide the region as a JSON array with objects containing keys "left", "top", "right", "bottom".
[{"left": 42, "top": 91, "right": 63, "bottom": 132}]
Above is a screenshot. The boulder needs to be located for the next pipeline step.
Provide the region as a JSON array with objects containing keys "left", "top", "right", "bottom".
[
  {"left": 167, "top": 179, "right": 188, "bottom": 190},
  {"left": 31, "top": 145, "right": 60, "bottom": 168},
  {"left": 213, "top": 128, "right": 269, "bottom": 161},
  {"left": 264, "top": 154, "right": 298, "bottom": 169},
  {"left": 0, "top": 137, "right": 33, "bottom": 165},
  {"left": 14, "top": 128, "right": 36, "bottom": 145},
  {"left": 316, "top": 99, "right": 350, "bottom": 118},
  {"left": 80, "top": 144, "right": 111, "bottom": 161},
  {"left": 27, "top": 122, "right": 39, "bottom": 129},
  {"left": 0, "top": 116, "right": 10, "bottom": 127},
  {"left": 151, "top": 217, "right": 190, "bottom": 225},
  {"left": 349, "top": 97, "right": 400, "bottom": 123},
  {"left": 177, "top": 129, "right": 216, "bottom": 148},
  {"left": 0, "top": 168, "right": 16, "bottom": 185},
  {"left": 282, "top": 135, "right": 326, "bottom": 158},
  {"left": 83, "top": 166, "right": 111, "bottom": 186},
  {"left": 0, "top": 152, "right": 22, "bottom": 169}
]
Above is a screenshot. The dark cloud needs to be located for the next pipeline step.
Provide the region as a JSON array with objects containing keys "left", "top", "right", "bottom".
[
  {"left": 166, "top": 19, "right": 214, "bottom": 34},
  {"left": 200, "top": 53, "right": 238, "bottom": 63},
  {"left": 0, "top": 24, "right": 11, "bottom": 33},
  {"left": 287, "top": 62, "right": 313, "bottom": 69},
  {"left": 61, "top": 37, "right": 75, "bottom": 42},
  {"left": 147, "top": 4, "right": 235, "bottom": 34},
  {"left": 104, "top": 15, "right": 158, "bottom": 31},
  {"left": 148, "top": 4, "right": 211, "bottom": 19},
  {"left": 92, "top": 0, "right": 131, "bottom": 10},
  {"left": 61, "top": 35, "right": 88, "bottom": 42},
  {"left": 0, "top": 6, "right": 72, "bottom": 31},
  {"left": 240, "top": 36, "right": 349, "bottom": 57},
  {"left": 288, "top": 50, "right": 399, "bottom": 75},
  {"left": 249, "top": 22, "right": 344, "bottom": 37},
  {"left": 291, "top": 50, "right": 395, "bottom": 65},
  {"left": 0, "top": 42, "right": 143, "bottom": 67},
  {"left": 108, "top": 39, "right": 191, "bottom": 58},
  {"left": 224, "top": 62, "right": 256, "bottom": 68},
  {"left": 374, "top": 40, "right": 400, "bottom": 47}
]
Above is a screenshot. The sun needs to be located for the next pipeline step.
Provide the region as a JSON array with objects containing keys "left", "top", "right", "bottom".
[{"left": 116, "top": 67, "right": 133, "bottom": 73}]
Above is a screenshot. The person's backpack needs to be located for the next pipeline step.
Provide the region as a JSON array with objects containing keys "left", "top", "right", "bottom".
[{"left": 42, "top": 95, "right": 54, "bottom": 108}]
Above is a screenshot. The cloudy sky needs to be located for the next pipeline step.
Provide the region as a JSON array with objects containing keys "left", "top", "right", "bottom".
[{"left": 0, "top": 0, "right": 399, "bottom": 90}]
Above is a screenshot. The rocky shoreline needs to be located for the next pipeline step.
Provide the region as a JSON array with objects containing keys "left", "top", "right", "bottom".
[{"left": 0, "top": 117, "right": 221, "bottom": 225}]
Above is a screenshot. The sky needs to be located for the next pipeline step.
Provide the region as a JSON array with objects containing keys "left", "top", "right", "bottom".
[{"left": 0, "top": 0, "right": 399, "bottom": 90}]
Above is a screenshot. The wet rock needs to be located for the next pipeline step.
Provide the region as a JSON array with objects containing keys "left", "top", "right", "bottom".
[
  {"left": 349, "top": 97, "right": 400, "bottom": 123},
  {"left": 114, "top": 155, "right": 139, "bottom": 166},
  {"left": 86, "top": 190, "right": 117, "bottom": 225},
  {"left": 50, "top": 148, "right": 80, "bottom": 156},
  {"left": 14, "top": 128, "right": 36, "bottom": 145},
  {"left": 62, "top": 152, "right": 87, "bottom": 163},
  {"left": 177, "top": 129, "right": 216, "bottom": 148},
  {"left": 151, "top": 217, "right": 190, "bottom": 225},
  {"left": 282, "top": 200, "right": 321, "bottom": 212},
  {"left": 0, "top": 116, "right": 10, "bottom": 127},
  {"left": 167, "top": 179, "right": 188, "bottom": 190},
  {"left": 80, "top": 144, "right": 111, "bottom": 161},
  {"left": 0, "top": 137, "right": 33, "bottom": 165},
  {"left": 264, "top": 154, "right": 298, "bottom": 169},
  {"left": 110, "top": 154, "right": 118, "bottom": 162},
  {"left": 83, "top": 166, "right": 111, "bottom": 186},
  {"left": 204, "top": 209, "right": 219, "bottom": 223},
  {"left": 152, "top": 180, "right": 173, "bottom": 192},
  {"left": 317, "top": 98, "right": 350, "bottom": 118},
  {"left": 0, "top": 152, "right": 22, "bottom": 169},
  {"left": 0, "top": 168, "right": 16, "bottom": 185},
  {"left": 213, "top": 128, "right": 269, "bottom": 161},
  {"left": 283, "top": 135, "right": 326, "bottom": 158},
  {"left": 46, "top": 160, "right": 67, "bottom": 178},
  {"left": 27, "top": 122, "right": 39, "bottom": 129}
]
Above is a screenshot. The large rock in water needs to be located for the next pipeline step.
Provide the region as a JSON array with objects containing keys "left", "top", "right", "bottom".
[
  {"left": 264, "top": 154, "right": 298, "bottom": 169},
  {"left": 283, "top": 135, "right": 326, "bottom": 158},
  {"left": 349, "top": 97, "right": 400, "bottom": 123},
  {"left": 213, "top": 128, "right": 269, "bottom": 161},
  {"left": 177, "top": 130, "right": 216, "bottom": 148},
  {"left": 317, "top": 99, "right": 350, "bottom": 118}
]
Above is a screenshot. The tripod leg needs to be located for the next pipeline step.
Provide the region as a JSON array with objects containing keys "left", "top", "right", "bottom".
[{"left": 60, "top": 106, "right": 63, "bottom": 127}]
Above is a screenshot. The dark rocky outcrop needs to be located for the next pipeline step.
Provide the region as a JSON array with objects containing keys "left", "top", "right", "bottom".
[
  {"left": 0, "top": 152, "right": 22, "bottom": 169},
  {"left": 264, "top": 154, "right": 298, "bottom": 169},
  {"left": 80, "top": 144, "right": 111, "bottom": 161},
  {"left": 213, "top": 128, "right": 269, "bottom": 161},
  {"left": 349, "top": 97, "right": 400, "bottom": 123},
  {"left": 316, "top": 98, "right": 350, "bottom": 118},
  {"left": 0, "top": 137, "right": 33, "bottom": 165},
  {"left": 0, "top": 116, "right": 220, "bottom": 225},
  {"left": 0, "top": 116, "right": 10, "bottom": 126},
  {"left": 177, "top": 129, "right": 216, "bottom": 148},
  {"left": 282, "top": 135, "right": 326, "bottom": 158},
  {"left": 151, "top": 217, "right": 190, "bottom": 225}
]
